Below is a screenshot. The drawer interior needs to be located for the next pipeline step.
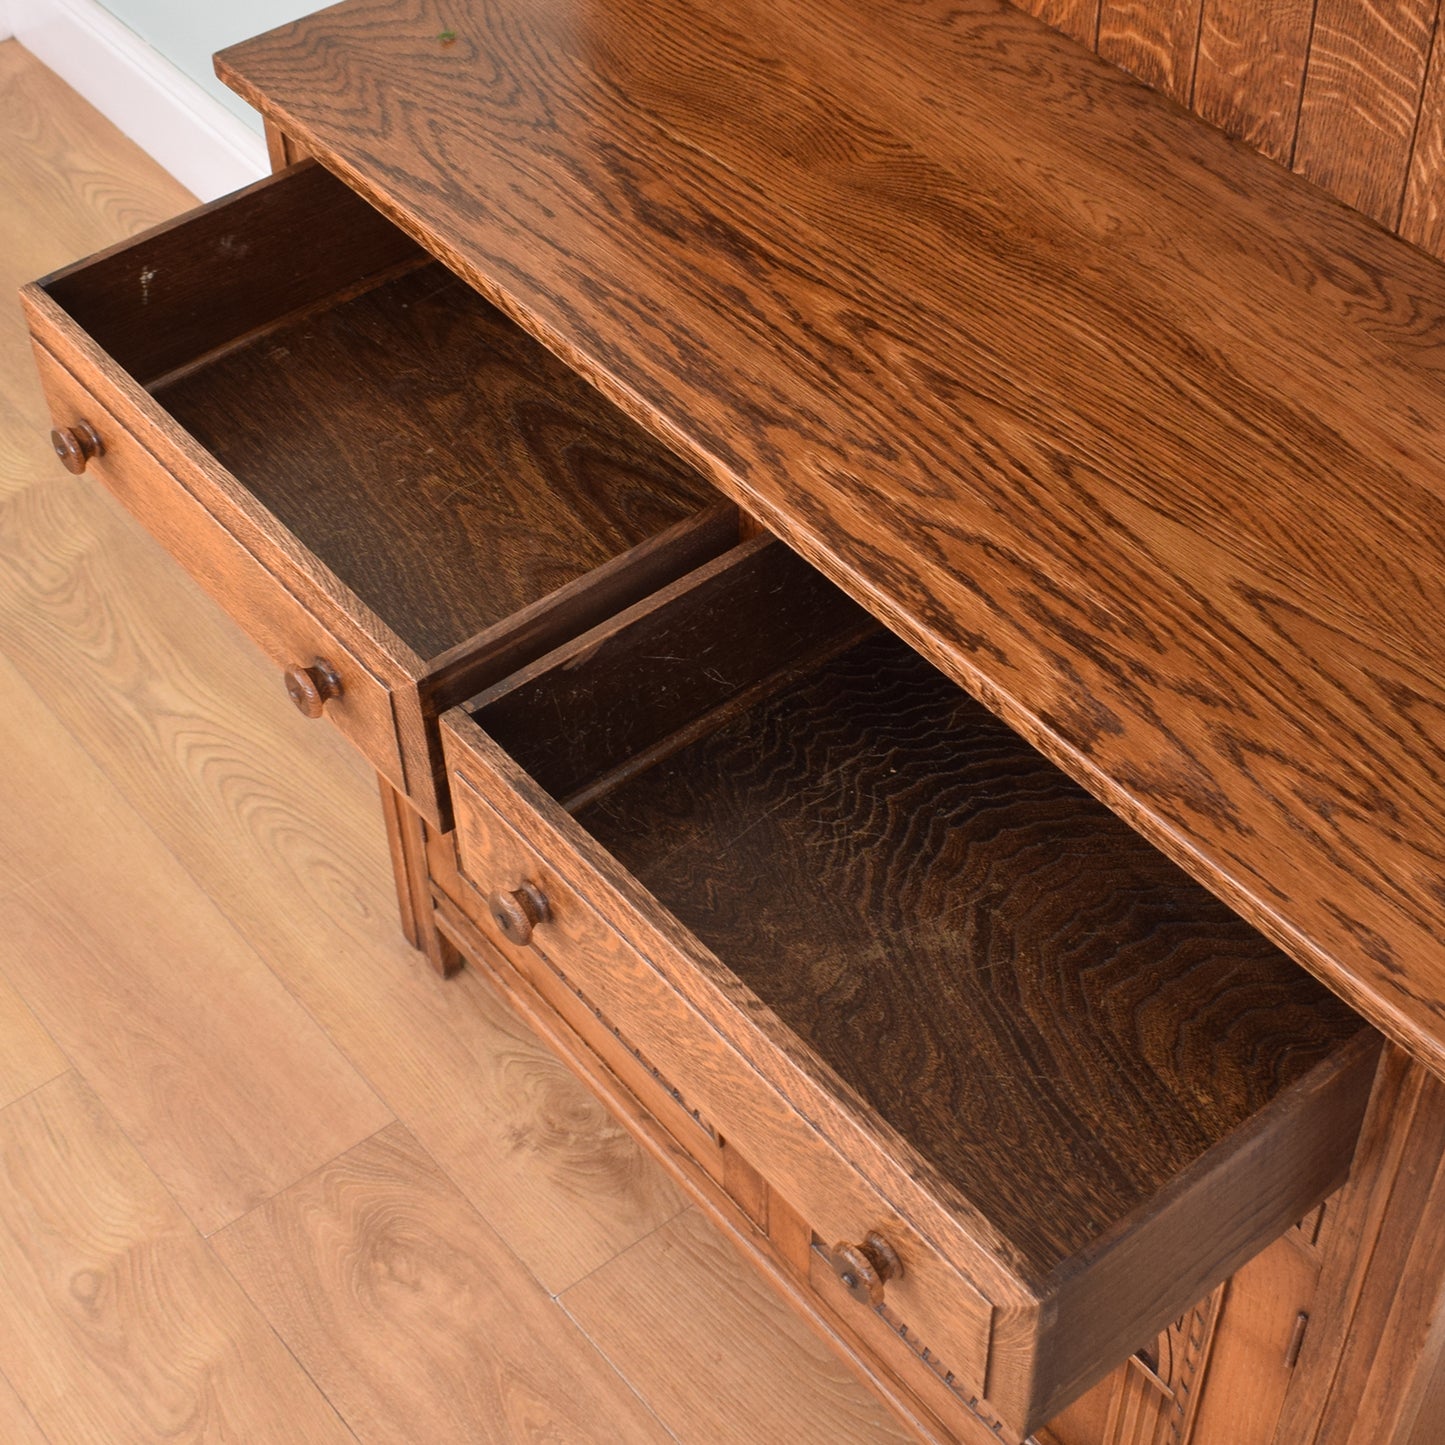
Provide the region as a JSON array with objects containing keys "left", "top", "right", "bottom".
[
  {"left": 463, "top": 539, "right": 1372, "bottom": 1281},
  {"left": 37, "top": 162, "right": 724, "bottom": 665}
]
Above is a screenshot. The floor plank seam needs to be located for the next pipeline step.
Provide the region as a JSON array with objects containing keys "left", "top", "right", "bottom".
[
  {"left": 0, "top": 1067, "right": 80, "bottom": 1125},
  {"left": 198, "top": 1219, "right": 367, "bottom": 1444},
  {"left": 552, "top": 1294, "right": 688, "bottom": 1445},
  {"left": 203, "top": 1119, "right": 399, "bottom": 1241},
  {"left": 554, "top": 1201, "right": 696, "bottom": 1302},
  {"left": 0, "top": 1360, "right": 53, "bottom": 1445}
]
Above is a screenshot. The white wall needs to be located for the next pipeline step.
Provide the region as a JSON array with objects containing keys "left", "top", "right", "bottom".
[
  {"left": 5, "top": 1, "right": 320, "bottom": 197},
  {"left": 93, "top": 0, "right": 320, "bottom": 129}
]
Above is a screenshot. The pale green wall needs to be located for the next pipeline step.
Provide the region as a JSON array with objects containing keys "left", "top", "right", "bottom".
[{"left": 99, "top": 1, "right": 322, "bottom": 129}]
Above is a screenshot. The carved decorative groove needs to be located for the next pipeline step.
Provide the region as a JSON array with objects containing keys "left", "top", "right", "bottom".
[{"left": 521, "top": 925, "right": 721, "bottom": 1144}]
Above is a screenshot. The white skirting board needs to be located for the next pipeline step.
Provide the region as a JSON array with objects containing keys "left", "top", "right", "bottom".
[{"left": 5, "top": 0, "right": 269, "bottom": 200}]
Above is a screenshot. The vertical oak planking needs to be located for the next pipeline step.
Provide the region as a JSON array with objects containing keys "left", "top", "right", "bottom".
[
  {"left": 1098, "top": 0, "right": 1205, "bottom": 102},
  {"left": 1193, "top": 0, "right": 1317, "bottom": 162},
  {"left": 1024, "top": 0, "right": 1445, "bottom": 265},
  {"left": 1291, "top": 0, "right": 1438, "bottom": 226},
  {"left": 1017, "top": 0, "right": 1101, "bottom": 47},
  {"left": 1400, "top": 20, "right": 1445, "bottom": 251}
]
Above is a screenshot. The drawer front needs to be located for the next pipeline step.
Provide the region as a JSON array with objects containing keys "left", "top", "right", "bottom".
[
  {"left": 449, "top": 766, "right": 997, "bottom": 1396},
  {"left": 431, "top": 853, "right": 729, "bottom": 1167},
  {"left": 33, "top": 343, "right": 405, "bottom": 789}
]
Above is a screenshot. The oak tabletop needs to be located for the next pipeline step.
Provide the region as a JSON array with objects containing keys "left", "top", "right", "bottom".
[{"left": 219, "top": 0, "right": 1445, "bottom": 1072}]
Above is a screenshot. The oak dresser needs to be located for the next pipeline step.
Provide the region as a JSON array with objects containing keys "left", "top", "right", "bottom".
[{"left": 22, "top": 2, "right": 1445, "bottom": 1441}]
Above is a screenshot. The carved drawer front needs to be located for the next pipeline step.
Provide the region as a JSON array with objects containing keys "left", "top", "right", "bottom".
[
  {"left": 22, "top": 159, "right": 735, "bottom": 825},
  {"left": 430, "top": 836, "right": 728, "bottom": 1167},
  {"left": 442, "top": 536, "right": 1380, "bottom": 1439},
  {"left": 446, "top": 764, "right": 995, "bottom": 1400}
]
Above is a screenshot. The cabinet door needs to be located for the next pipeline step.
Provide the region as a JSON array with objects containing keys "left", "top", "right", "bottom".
[{"left": 1043, "top": 1210, "right": 1327, "bottom": 1445}]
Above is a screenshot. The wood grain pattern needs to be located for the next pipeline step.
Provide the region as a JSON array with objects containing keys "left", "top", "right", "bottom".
[
  {"left": 0, "top": 41, "right": 192, "bottom": 297},
  {"left": 220, "top": 0, "right": 1445, "bottom": 1078},
  {"left": 1017, "top": 0, "right": 1101, "bottom": 49},
  {"left": 0, "top": 39, "right": 190, "bottom": 483},
  {"left": 447, "top": 701, "right": 1376, "bottom": 1430},
  {"left": 151, "top": 257, "right": 717, "bottom": 661},
  {"left": 0, "top": 461, "right": 685, "bottom": 1296},
  {"left": 1400, "top": 21, "right": 1445, "bottom": 251},
  {"left": 1275, "top": 1047, "right": 1445, "bottom": 1445},
  {"left": 1292, "top": 0, "right": 1438, "bottom": 225},
  {"left": 1, "top": 48, "right": 906, "bottom": 1442},
  {"left": 1193, "top": 0, "right": 1316, "bottom": 161},
  {"left": 1098, "top": 0, "right": 1204, "bottom": 101},
  {"left": 478, "top": 537, "right": 873, "bottom": 807},
  {"left": 28, "top": 158, "right": 729, "bottom": 825},
  {"left": 212, "top": 1123, "right": 674, "bottom": 1445},
  {"left": 1185, "top": 1227, "right": 1324, "bottom": 1444},
  {"left": 434, "top": 899, "right": 979, "bottom": 1444},
  {"left": 573, "top": 629, "right": 1368, "bottom": 1273},
  {"left": 1022, "top": 0, "right": 1445, "bottom": 269},
  {"left": 39, "top": 160, "right": 422, "bottom": 388},
  {"left": 444, "top": 755, "right": 1000, "bottom": 1395},
  {"left": 0, "top": 972, "right": 67, "bottom": 1113},
  {"left": 0, "top": 649, "right": 393, "bottom": 1235},
  {"left": 562, "top": 1206, "right": 916, "bottom": 1445},
  {"left": 0, "top": 1371, "right": 47, "bottom": 1445},
  {"left": 0, "top": 1071, "right": 352, "bottom": 1443},
  {"left": 28, "top": 338, "right": 410, "bottom": 792}
]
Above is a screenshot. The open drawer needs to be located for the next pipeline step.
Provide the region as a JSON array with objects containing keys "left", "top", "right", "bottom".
[
  {"left": 440, "top": 537, "right": 1380, "bottom": 1437},
  {"left": 21, "top": 160, "right": 734, "bottom": 826}
]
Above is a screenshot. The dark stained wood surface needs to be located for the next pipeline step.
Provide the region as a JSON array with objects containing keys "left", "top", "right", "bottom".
[
  {"left": 153, "top": 261, "right": 717, "bottom": 661},
  {"left": 568, "top": 629, "right": 1368, "bottom": 1276},
  {"left": 476, "top": 537, "right": 875, "bottom": 808},
  {"left": 40, "top": 160, "right": 422, "bottom": 386},
  {"left": 221, "top": 0, "right": 1445, "bottom": 1073}
]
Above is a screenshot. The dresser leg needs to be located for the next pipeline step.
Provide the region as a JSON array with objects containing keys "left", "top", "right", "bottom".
[
  {"left": 1273, "top": 1044, "right": 1445, "bottom": 1445},
  {"left": 378, "top": 778, "right": 462, "bottom": 977}
]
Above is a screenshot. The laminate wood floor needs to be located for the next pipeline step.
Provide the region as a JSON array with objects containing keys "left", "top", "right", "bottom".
[{"left": 0, "top": 40, "right": 910, "bottom": 1445}]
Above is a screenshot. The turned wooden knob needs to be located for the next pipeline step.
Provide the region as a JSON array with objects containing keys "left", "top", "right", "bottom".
[
  {"left": 488, "top": 881, "right": 550, "bottom": 946},
  {"left": 51, "top": 421, "right": 103, "bottom": 474},
  {"left": 831, "top": 1231, "right": 903, "bottom": 1307},
  {"left": 284, "top": 658, "right": 343, "bottom": 718}
]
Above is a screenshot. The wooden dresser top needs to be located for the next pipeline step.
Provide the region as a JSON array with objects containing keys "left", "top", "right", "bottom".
[{"left": 218, "top": 0, "right": 1445, "bottom": 1072}]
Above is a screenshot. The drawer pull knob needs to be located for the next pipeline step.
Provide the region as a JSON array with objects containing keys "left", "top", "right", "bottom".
[
  {"left": 831, "top": 1232, "right": 903, "bottom": 1307},
  {"left": 284, "top": 658, "right": 344, "bottom": 718},
  {"left": 51, "top": 422, "right": 103, "bottom": 474},
  {"left": 489, "top": 882, "right": 550, "bottom": 946}
]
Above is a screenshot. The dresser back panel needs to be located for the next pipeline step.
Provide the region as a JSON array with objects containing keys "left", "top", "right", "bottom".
[{"left": 1018, "top": 0, "right": 1445, "bottom": 253}]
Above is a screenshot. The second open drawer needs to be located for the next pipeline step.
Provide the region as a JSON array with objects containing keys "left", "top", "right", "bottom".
[
  {"left": 440, "top": 536, "right": 1380, "bottom": 1437},
  {"left": 21, "top": 160, "right": 734, "bottom": 826}
]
